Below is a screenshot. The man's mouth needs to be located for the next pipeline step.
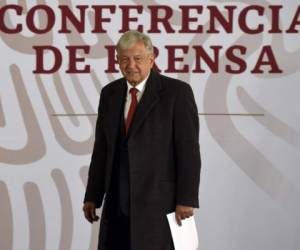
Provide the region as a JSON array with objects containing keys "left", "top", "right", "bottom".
[{"left": 126, "top": 72, "right": 138, "bottom": 75}]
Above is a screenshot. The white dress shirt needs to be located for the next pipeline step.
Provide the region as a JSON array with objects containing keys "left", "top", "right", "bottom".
[{"left": 124, "top": 73, "right": 150, "bottom": 119}]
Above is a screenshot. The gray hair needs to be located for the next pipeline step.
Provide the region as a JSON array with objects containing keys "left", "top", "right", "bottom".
[{"left": 116, "top": 30, "right": 154, "bottom": 54}]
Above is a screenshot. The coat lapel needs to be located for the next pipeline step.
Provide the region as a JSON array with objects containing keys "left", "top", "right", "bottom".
[
  {"left": 127, "top": 70, "right": 162, "bottom": 138},
  {"left": 107, "top": 79, "right": 127, "bottom": 143}
]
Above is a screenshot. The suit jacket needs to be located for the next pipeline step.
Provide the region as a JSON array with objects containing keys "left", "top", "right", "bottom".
[{"left": 84, "top": 69, "right": 201, "bottom": 250}]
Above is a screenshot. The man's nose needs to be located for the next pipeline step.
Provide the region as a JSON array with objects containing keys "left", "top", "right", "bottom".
[{"left": 127, "top": 58, "right": 136, "bottom": 68}]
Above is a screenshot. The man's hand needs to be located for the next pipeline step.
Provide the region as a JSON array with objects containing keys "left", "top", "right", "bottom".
[
  {"left": 83, "top": 202, "right": 99, "bottom": 223},
  {"left": 175, "top": 205, "right": 194, "bottom": 226}
]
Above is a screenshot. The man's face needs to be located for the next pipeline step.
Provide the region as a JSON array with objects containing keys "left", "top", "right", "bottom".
[{"left": 117, "top": 42, "right": 154, "bottom": 86}]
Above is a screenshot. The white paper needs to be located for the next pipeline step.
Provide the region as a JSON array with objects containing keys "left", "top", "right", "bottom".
[{"left": 167, "top": 212, "right": 199, "bottom": 250}]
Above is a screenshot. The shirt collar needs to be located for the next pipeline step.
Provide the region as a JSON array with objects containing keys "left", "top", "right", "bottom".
[{"left": 126, "top": 72, "right": 150, "bottom": 94}]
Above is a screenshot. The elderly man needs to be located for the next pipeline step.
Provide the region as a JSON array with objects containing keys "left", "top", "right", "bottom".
[{"left": 83, "top": 30, "right": 201, "bottom": 250}]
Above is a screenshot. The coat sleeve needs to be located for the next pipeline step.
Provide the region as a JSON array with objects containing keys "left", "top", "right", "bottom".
[
  {"left": 84, "top": 89, "right": 107, "bottom": 208},
  {"left": 173, "top": 83, "right": 201, "bottom": 208}
]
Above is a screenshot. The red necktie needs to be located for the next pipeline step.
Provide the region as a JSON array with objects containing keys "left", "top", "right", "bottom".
[{"left": 125, "top": 87, "right": 138, "bottom": 133}]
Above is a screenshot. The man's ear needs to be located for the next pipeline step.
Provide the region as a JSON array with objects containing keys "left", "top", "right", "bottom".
[{"left": 149, "top": 53, "right": 155, "bottom": 66}]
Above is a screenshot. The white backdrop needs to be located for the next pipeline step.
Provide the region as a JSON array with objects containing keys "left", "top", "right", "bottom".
[{"left": 1, "top": 1, "right": 300, "bottom": 250}]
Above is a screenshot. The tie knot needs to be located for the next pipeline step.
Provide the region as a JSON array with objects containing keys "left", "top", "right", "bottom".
[{"left": 130, "top": 87, "right": 138, "bottom": 96}]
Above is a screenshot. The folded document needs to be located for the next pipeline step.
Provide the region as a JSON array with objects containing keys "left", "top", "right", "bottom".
[{"left": 167, "top": 212, "right": 199, "bottom": 250}]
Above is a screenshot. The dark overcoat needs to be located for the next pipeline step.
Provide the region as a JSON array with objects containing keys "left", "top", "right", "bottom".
[{"left": 84, "top": 70, "right": 201, "bottom": 250}]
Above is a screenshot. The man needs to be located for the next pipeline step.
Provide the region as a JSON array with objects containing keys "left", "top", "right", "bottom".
[{"left": 83, "top": 30, "right": 201, "bottom": 250}]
